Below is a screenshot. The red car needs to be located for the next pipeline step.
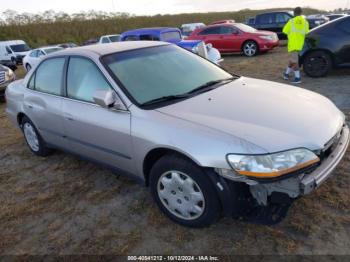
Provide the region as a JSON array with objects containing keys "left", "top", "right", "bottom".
[{"left": 188, "top": 23, "right": 279, "bottom": 57}]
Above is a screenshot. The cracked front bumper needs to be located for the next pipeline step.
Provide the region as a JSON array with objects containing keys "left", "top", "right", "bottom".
[
  {"left": 301, "top": 124, "right": 349, "bottom": 195},
  {"left": 247, "top": 124, "right": 349, "bottom": 205}
]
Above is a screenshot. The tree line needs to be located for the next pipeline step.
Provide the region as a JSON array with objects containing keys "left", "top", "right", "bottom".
[{"left": 0, "top": 8, "right": 324, "bottom": 47}]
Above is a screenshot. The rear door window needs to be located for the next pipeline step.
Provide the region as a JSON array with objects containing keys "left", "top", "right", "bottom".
[
  {"left": 219, "top": 26, "right": 237, "bottom": 34},
  {"left": 101, "top": 37, "right": 110, "bottom": 43},
  {"left": 198, "top": 27, "right": 221, "bottom": 35},
  {"left": 32, "top": 58, "right": 65, "bottom": 95}
]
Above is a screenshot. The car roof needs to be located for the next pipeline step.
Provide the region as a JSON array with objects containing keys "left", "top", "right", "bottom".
[{"left": 48, "top": 41, "right": 169, "bottom": 57}]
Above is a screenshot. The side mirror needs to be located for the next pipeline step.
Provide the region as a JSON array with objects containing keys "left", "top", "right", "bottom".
[
  {"left": 93, "top": 89, "right": 125, "bottom": 110},
  {"left": 232, "top": 31, "right": 239, "bottom": 35}
]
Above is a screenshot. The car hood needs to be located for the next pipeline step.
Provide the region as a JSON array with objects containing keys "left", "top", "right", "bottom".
[{"left": 156, "top": 77, "right": 345, "bottom": 153}]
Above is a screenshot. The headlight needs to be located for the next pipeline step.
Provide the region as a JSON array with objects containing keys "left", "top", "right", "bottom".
[
  {"left": 227, "top": 149, "right": 320, "bottom": 178},
  {"left": 259, "top": 35, "right": 274, "bottom": 41},
  {"left": 5, "top": 68, "right": 15, "bottom": 82}
]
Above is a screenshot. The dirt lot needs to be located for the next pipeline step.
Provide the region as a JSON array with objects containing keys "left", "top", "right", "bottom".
[{"left": 1, "top": 46, "right": 350, "bottom": 255}]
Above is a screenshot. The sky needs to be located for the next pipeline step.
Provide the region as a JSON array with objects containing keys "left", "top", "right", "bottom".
[{"left": 1, "top": 0, "right": 349, "bottom": 15}]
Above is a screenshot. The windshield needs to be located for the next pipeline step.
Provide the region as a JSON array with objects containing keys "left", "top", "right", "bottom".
[
  {"left": 10, "top": 44, "right": 30, "bottom": 52},
  {"left": 43, "top": 47, "right": 63, "bottom": 54},
  {"left": 109, "top": 35, "right": 120, "bottom": 42},
  {"left": 103, "top": 45, "right": 233, "bottom": 106},
  {"left": 161, "top": 31, "right": 182, "bottom": 41},
  {"left": 234, "top": 23, "right": 257, "bottom": 33}
]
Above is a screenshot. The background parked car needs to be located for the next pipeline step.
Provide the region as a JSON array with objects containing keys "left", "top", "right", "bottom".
[
  {"left": 247, "top": 11, "right": 293, "bottom": 39},
  {"left": 0, "top": 40, "right": 31, "bottom": 64},
  {"left": 98, "top": 34, "right": 121, "bottom": 44},
  {"left": 300, "top": 16, "right": 350, "bottom": 77},
  {"left": 82, "top": 38, "right": 99, "bottom": 46},
  {"left": 326, "top": 14, "right": 347, "bottom": 21},
  {"left": 188, "top": 23, "right": 279, "bottom": 57},
  {"left": 180, "top": 23, "right": 206, "bottom": 39},
  {"left": 58, "top": 42, "right": 78, "bottom": 48},
  {"left": 306, "top": 14, "right": 329, "bottom": 29},
  {"left": 0, "top": 64, "right": 15, "bottom": 102},
  {"left": 23, "top": 46, "right": 64, "bottom": 71},
  {"left": 120, "top": 27, "right": 222, "bottom": 64},
  {"left": 210, "top": 19, "right": 236, "bottom": 25}
]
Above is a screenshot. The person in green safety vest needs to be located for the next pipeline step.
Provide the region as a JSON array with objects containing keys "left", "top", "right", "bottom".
[{"left": 282, "top": 7, "right": 310, "bottom": 84}]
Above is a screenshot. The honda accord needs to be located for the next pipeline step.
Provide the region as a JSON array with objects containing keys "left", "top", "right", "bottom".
[{"left": 5, "top": 42, "right": 349, "bottom": 227}]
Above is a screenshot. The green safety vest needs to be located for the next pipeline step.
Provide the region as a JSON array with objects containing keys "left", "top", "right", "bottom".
[{"left": 283, "top": 16, "right": 310, "bottom": 52}]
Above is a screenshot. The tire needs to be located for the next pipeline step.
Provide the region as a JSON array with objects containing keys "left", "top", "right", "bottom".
[
  {"left": 302, "top": 50, "right": 332, "bottom": 77},
  {"left": 149, "top": 154, "right": 221, "bottom": 228},
  {"left": 25, "top": 64, "right": 32, "bottom": 72},
  {"left": 21, "top": 116, "right": 51, "bottom": 157},
  {"left": 242, "top": 41, "right": 258, "bottom": 57}
]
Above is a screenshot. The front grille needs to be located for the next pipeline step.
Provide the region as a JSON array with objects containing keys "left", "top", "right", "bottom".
[{"left": 0, "top": 71, "right": 5, "bottom": 84}]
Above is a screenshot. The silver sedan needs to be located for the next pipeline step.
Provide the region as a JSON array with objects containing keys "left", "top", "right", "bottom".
[{"left": 5, "top": 41, "right": 349, "bottom": 227}]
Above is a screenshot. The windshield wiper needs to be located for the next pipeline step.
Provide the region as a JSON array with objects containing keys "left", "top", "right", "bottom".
[
  {"left": 141, "top": 94, "right": 190, "bottom": 106},
  {"left": 187, "top": 77, "right": 237, "bottom": 95}
]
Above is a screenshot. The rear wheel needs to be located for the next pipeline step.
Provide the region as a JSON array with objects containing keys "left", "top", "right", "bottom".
[
  {"left": 149, "top": 154, "right": 221, "bottom": 227},
  {"left": 303, "top": 50, "right": 332, "bottom": 77},
  {"left": 243, "top": 41, "right": 258, "bottom": 57},
  {"left": 21, "top": 116, "right": 50, "bottom": 156}
]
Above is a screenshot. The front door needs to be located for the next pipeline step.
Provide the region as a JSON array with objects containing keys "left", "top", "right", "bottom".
[{"left": 61, "top": 57, "right": 135, "bottom": 173}]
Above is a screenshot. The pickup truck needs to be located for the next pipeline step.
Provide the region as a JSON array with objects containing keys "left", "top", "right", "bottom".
[
  {"left": 120, "top": 27, "right": 222, "bottom": 64},
  {"left": 247, "top": 11, "right": 294, "bottom": 39}
]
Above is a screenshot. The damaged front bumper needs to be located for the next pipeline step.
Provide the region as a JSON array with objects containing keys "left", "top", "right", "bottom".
[{"left": 217, "top": 124, "right": 349, "bottom": 206}]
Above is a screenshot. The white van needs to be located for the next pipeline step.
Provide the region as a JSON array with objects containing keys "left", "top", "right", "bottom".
[{"left": 0, "top": 40, "right": 31, "bottom": 65}]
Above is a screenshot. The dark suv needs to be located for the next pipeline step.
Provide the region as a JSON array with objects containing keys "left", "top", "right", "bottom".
[
  {"left": 248, "top": 11, "right": 293, "bottom": 39},
  {"left": 300, "top": 16, "right": 350, "bottom": 77}
]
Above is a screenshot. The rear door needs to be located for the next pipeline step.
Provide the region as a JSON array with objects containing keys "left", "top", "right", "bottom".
[
  {"left": 61, "top": 56, "right": 134, "bottom": 173},
  {"left": 196, "top": 26, "right": 223, "bottom": 50},
  {"left": 24, "top": 57, "right": 67, "bottom": 147},
  {"left": 218, "top": 25, "right": 242, "bottom": 52}
]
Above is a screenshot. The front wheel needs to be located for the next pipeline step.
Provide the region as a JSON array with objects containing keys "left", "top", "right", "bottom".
[
  {"left": 303, "top": 50, "right": 332, "bottom": 77},
  {"left": 243, "top": 41, "right": 258, "bottom": 57},
  {"left": 149, "top": 154, "right": 221, "bottom": 227}
]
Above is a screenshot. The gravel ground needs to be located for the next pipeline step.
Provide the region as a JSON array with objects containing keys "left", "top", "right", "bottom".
[{"left": 0, "top": 46, "right": 349, "bottom": 255}]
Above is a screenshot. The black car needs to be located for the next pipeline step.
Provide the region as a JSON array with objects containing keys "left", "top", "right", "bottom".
[
  {"left": 248, "top": 11, "right": 293, "bottom": 39},
  {"left": 306, "top": 15, "right": 329, "bottom": 29},
  {"left": 326, "top": 14, "right": 347, "bottom": 21},
  {"left": 299, "top": 16, "right": 350, "bottom": 77}
]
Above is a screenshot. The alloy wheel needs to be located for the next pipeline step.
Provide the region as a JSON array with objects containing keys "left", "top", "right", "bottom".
[{"left": 244, "top": 42, "right": 257, "bottom": 56}]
